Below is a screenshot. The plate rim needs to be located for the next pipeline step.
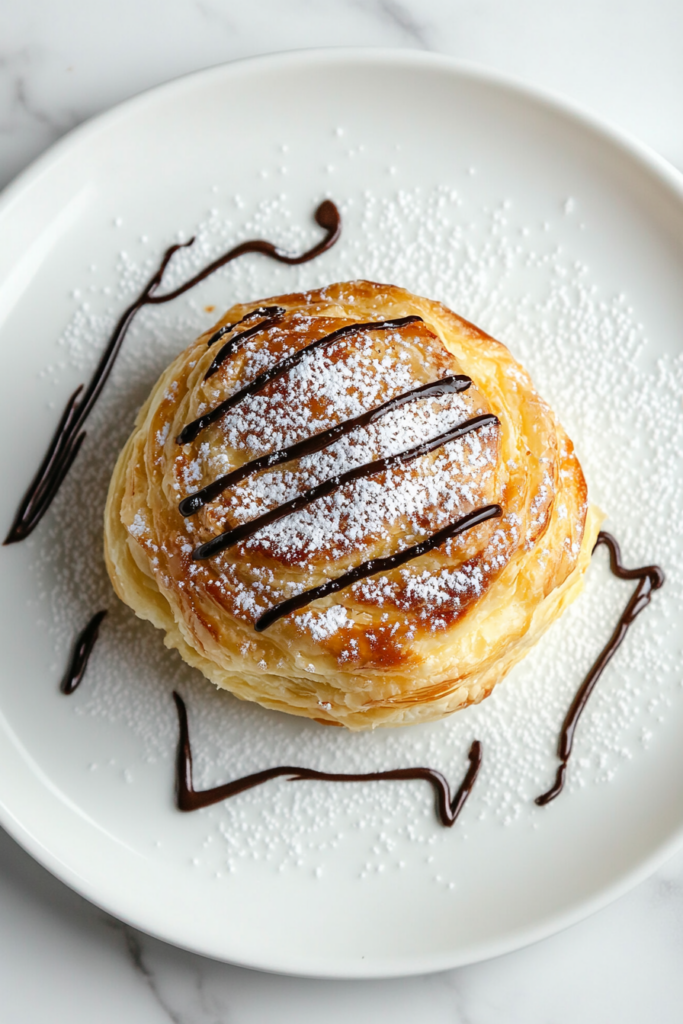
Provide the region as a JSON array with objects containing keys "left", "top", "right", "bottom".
[{"left": 1, "top": 46, "right": 683, "bottom": 978}]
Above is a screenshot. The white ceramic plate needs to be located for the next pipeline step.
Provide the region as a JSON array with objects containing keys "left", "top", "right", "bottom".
[{"left": 1, "top": 50, "right": 683, "bottom": 978}]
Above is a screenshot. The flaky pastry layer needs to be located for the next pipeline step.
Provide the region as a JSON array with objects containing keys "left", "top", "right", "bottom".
[{"left": 104, "top": 281, "right": 599, "bottom": 729}]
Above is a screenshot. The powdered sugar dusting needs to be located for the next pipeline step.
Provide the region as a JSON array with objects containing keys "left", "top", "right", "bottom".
[
  {"left": 227, "top": 421, "right": 497, "bottom": 562},
  {"left": 298, "top": 605, "right": 351, "bottom": 642}
]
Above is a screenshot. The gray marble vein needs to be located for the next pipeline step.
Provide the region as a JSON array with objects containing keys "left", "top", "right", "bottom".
[
  {"left": 350, "top": 0, "right": 433, "bottom": 49},
  {"left": 121, "top": 926, "right": 186, "bottom": 1024}
]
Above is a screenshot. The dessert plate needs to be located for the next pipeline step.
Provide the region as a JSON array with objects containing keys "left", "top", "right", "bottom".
[{"left": 1, "top": 50, "right": 683, "bottom": 978}]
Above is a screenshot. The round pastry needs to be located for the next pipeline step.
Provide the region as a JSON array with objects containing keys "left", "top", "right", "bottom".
[{"left": 104, "top": 280, "right": 601, "bottom": 729}]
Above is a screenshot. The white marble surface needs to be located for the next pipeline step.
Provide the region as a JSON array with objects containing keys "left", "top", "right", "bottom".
[{"left": 2, "top": 1, "right": 683, "bottom": 1020}]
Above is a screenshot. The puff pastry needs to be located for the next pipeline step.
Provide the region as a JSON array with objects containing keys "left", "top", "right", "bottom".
[{"left": 104, "top": 281, "right": 600, "bottom": 729}]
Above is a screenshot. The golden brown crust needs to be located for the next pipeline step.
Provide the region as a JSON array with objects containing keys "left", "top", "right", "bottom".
[{"left": 104, "top": 280, "right": 599, "bottom": 729}]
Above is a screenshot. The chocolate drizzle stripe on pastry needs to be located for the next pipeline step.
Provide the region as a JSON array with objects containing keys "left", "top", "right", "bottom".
[
  {"left": 4, "top": 201, "right": 341, "bottom": 544},
  {"left": 176, "top": 315, "right": 424, "bottom": 446},
  {"left": 254, "top": 504, "right": 503, "bottom": 632},
  {"left": 179, "top": 374, "right": 474, "bottom": 516},
  {"left": 204, "top": 310, "right": 286, "bottom": 379},
  {"left": 173, "top": 691, "right": 482, "bottom": 827},
  {"left": 192, "top": 414, "right": 499, "bottom": 561},
  {"left": 206, "top": 305, "right": 286, "bottom": 349}
]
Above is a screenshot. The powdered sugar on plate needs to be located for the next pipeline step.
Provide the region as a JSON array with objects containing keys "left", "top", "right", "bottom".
[{"left": 27, "top": 183, "right": 683, "bottom": 880}]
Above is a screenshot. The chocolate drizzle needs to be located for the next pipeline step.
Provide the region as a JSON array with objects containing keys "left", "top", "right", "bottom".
[
  {"left": 193, "top": 414, "right": 498, "bottom": 561},
  {"left": 204, "top": 307, "right": 286, "bottom": 379},
  {"left": 60, "top": 610, "right": 107, "bottom": 695},
  {"left": 177, "top": 305, "right": 501, "bottom": 629},
  {"left": 179, "top": 375, "right": 473, "bottom": 516},
  {"left": 254, "top": 504, "right": 502, "bottom": 632},
  {"left": 173, "top": 691, "right": 482, "bottom": 827},
  {"left": 176, "top": 316, "right": 424, "bottom": 446},
  {"left": 206, "top": 306, "right": 286, "bottom": 349},
  {"left": 3, "top": 201, "right": 341, "bottom": 544},
  {"left": 535, "top": 531, "right": 664, "bottom": 806}
]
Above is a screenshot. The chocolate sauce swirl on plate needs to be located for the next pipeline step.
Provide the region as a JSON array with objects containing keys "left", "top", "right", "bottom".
[
  {"left": 535, "top": 531, "right": 664, "bottom": 806},
  {"left": 173, "top": 691, "right": 482, "bottom": 827},
  {"left": 60, "top": 609, "right": 107, "bottom": 695},
  {"left": 3, "top": 201, "right": 341, "bottom": 544}
]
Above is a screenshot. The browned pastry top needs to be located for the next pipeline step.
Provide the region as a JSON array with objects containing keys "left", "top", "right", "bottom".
[{"left": 105, "top": 280, "right": 596, "bottom": 729}]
